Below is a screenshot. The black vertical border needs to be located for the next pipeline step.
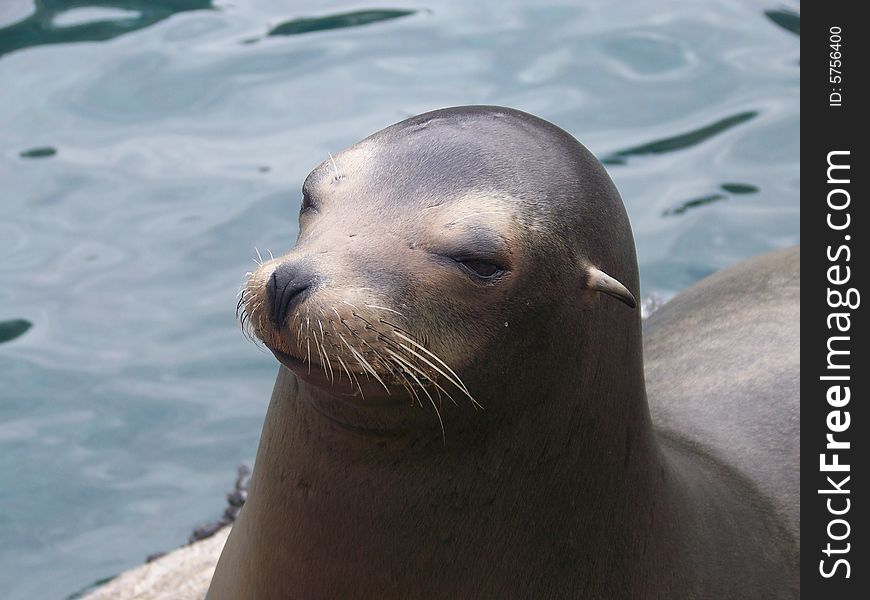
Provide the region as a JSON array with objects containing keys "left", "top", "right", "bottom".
[{"left": 802, "top": 2, "right": 867, "bottom": 597}]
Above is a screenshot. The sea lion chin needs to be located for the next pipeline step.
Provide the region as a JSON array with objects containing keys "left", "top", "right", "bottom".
[{"left": 269, "top": 346, "right": 408, "bottom": 406}]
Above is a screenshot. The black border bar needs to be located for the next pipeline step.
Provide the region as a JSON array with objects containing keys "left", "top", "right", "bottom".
[{"left": 802, "top": 2, "right": 867, "bottom": 596}]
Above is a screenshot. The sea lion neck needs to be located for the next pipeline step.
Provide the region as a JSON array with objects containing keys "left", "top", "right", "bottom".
[
  {"left": 289, "top": 371, "right": 448, "bottom": 439},
  {"left": 221, "top": 329, "right": 685, "bottom": 599}
]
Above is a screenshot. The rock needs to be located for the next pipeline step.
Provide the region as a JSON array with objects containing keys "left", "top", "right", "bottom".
[{"left": 82, "top": 527, "right": 230, "bottom": 600}]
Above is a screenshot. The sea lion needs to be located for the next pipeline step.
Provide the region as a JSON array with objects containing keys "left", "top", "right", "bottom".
[{"left": 208, "top": 106, "right": 798, "bottom": 599}]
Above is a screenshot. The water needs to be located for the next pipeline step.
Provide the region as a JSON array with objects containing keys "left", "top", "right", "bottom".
[{"left": 0, "top": 0, "right": 798, "bottom": 597}]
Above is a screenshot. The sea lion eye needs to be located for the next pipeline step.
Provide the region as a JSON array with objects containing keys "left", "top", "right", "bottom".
[{"left": 458, "top": 259, "right": 503, "bottom": 279}]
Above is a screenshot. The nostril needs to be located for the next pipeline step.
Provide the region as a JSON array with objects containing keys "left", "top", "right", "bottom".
[{"left": 266, "top": 263, "right": 312, "bottom": 326}]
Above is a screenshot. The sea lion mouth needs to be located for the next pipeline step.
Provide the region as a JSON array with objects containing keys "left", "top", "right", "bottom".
[
  {"left": 238, "top": 264, "right": 481, "bottom": 414},
  {"left": 268, "top": 345, "right": 408, "bottom": 405}
]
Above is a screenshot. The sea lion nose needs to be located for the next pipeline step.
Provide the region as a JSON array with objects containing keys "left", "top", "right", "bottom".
[{"left": 267, "top": 262, "right": 314, "bottom": 327}]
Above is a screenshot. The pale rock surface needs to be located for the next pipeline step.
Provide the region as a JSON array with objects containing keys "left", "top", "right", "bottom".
[{"left": 82, "top": 527, "right": 229, "bottom": 600}]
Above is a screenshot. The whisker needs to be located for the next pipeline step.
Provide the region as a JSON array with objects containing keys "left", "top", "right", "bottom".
[
  {"left": 365, "top": 304, "right": 407, "bottom": 318},
  {"left": 337, "top": 333, "right": 368, "bottom": 381},
  {"left": 305, "top": 315, "right": 312, "bottom": 373},
  {"left": 390, "top": 337, "right": 474, "bottom": 408},
  {"left": 336, "top": 356, "right": 354, "bottom": 385},
  {"left": 446, "top": 211, "right": 502, "bottom": 226},
  {"left": 312, "top": 327, "right": 327, "bottom": 370},
  {"left": 377, "top": 318, "right": 414, "bottom": 338},
  {"left": 377, "top": 323, "right": 479, "bottom": 408},
  {"left": 352, "top": 312, "right": 376, "bottom": 329},
  {"left": 384, "top": 347, "right": 457, "bottom": 409},
  {"left": 327, "top": 152, "right": 342, "bottom": 181},
  {"left": 346, "top": 318, "right": 402, "bottom": 382},
  {"left": 341, "top": 300, "right": 360, "bottom": 311},
  {"left": 393, "top": 365, "right": 423, "bottom": 408},
  {"left": 340, "top": 334, "right": 390, "bottom": 393},
  {"left": 317, "top": 320, "right": 335, "bottom": 382},
  {"left": 391, "top": 330, "right": 476, "bottom": 401},
  {"left": 386, "top": 350, "right": 444, "bottom": 440}
]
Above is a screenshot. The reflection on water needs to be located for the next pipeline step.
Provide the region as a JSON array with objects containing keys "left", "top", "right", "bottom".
[
  {"left": 0, "top": 1, "right": 214, "bottom": 57},
  {"left": 663, "top": 182, "right": 760, "bottom": 217},
  {"left": 0, "top": 319, "right": 32, "bottom": 343},
  {"left": 765, "top": 8, "right": 800, "bottom": 36},
  {"left": 721, "top": 183, "right": 759, "bottom": 195},
  {"left": 268, "top": 9, "right": 416, "bottom": 37},
  {"left": 602, "top": 111, "right": 757, "bottom": 165},
  {"left": 0, "top": 1, "right": 415, "bottom": 55},
  {"left": 0, "top": 1, "right": 799, "bottom": 598},
  {"left": 19, "top": 146, "right": 57, "bottom": 158},
  {"left": 663, "top": 193, "right": 726, "bottom": 217}
]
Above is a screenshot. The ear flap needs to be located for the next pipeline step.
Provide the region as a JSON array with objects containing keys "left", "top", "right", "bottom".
[{"left": 585, "top": 267, "right": 637, "bottom": 309}]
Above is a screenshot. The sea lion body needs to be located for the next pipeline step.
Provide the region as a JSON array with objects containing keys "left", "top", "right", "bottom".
[
  {"left": 209, "top": 107, "right": 798, "bottom": 599},
  {"left": 645, "top": 246, "right": 800, "bottom": 542}
]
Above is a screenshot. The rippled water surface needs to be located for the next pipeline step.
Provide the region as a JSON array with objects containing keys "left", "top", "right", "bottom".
[{"left": 0, "top": 0, "right": 798, "bottom": 596}]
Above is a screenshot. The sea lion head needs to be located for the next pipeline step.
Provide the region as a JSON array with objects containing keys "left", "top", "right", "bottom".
[{"left": 240, "top": 106, "right": 638, "bottom": 415}]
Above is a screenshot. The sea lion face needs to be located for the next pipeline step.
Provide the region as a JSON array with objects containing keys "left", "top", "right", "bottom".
[
  {"left": 242, "top": 156, "right": 536, "bottom": 406},
  {"left": 241, "top": 107, "right": 636, "bottom": 407}
]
